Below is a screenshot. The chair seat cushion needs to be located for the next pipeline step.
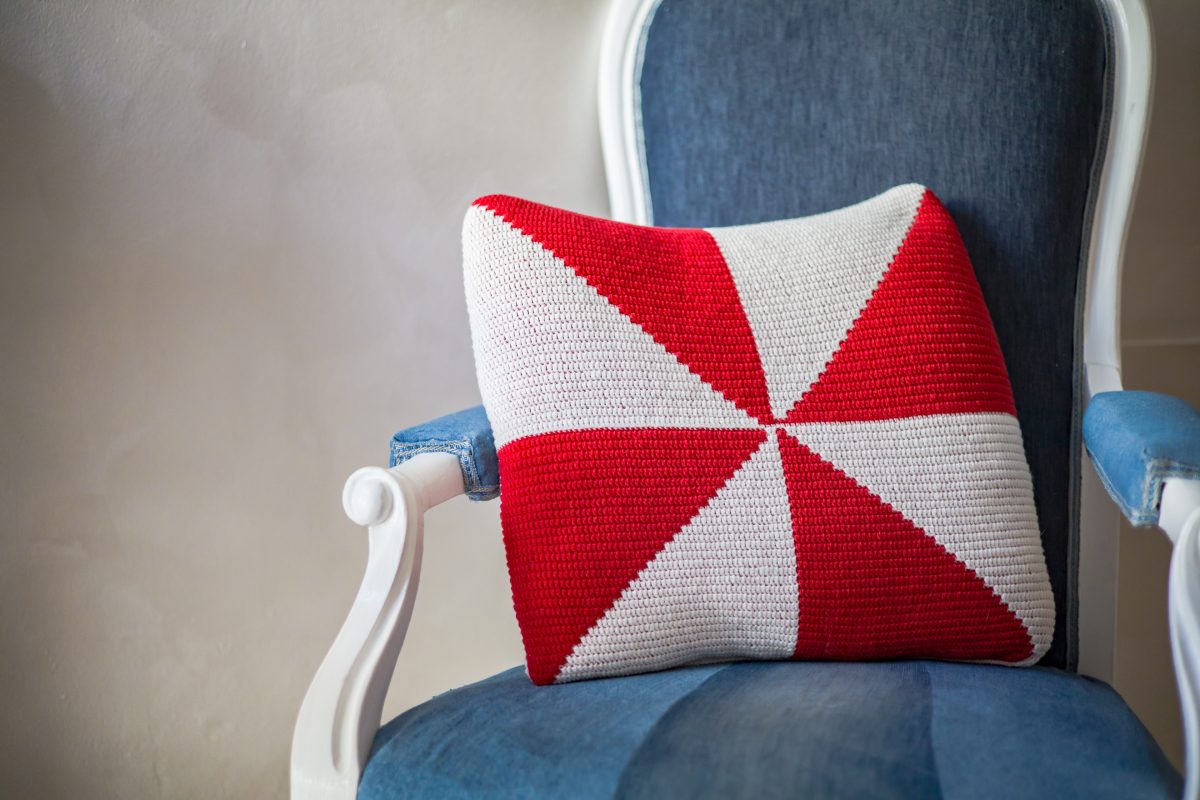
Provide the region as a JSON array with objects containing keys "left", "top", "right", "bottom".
[{"left": 360, "top": 661, "right": 1179, "bottom": 799}]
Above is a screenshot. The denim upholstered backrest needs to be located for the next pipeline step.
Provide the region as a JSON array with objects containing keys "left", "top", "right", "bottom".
[{"left": 637, "top": 0, "right": 1112, "bottom": 669}]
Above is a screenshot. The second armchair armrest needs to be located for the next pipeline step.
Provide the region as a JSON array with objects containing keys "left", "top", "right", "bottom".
[
  {"left": 389, "top": 405, "right": 499, "bottom": 501},
  {"left": 1083, "top": 391, "right": 1200, "bottom": 527}
]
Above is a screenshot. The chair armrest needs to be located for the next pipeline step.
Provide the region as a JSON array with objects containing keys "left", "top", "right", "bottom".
[
  {"left": 390, "top": 406, "right": 499, "bottom": 501},
  {"left": 291, "top": 452, "right": 464, "bottom": 800},
  {"left": 1085, "top": 392, "right": 1200, "bottom": 798},
  {"left": 1082, "top": 391, "right": 1200, "bottom": 527}
]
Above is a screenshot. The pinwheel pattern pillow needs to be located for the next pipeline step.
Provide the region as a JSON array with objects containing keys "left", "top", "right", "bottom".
[{"left": 463, "top": 184, "right": 1054, "bottom": 685}]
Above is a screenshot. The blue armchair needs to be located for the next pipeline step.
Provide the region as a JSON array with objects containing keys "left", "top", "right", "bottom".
[{"left": 292, "top": 1, "right": 1200, "bottom": 797}]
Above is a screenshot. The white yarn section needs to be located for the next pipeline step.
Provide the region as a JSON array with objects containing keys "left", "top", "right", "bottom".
[
  {"left": 557, "top": 435, "right": 799, "bottom": 682},
  {"left": 708, "top": 184, "right": 925, "bottom": 421},
  {"left": 783, "top": 412, "right": 1055, "bottom": 661},
  {"left": 463, "top": 205, "right": 757, "bottom": 449}
]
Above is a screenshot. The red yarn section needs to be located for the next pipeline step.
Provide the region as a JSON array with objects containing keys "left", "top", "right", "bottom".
[
  {"left": 786, "top": 190, "right": 1017, "bottom": 423},
  {"left": 776, "top": 430, "right": 1032, "bottom": 662},
  {"left": 498, "top": 427, "right": 766, "bottom": 684},
  {"left": 475, "top": 195, "right": 774, "bottom": 424}
]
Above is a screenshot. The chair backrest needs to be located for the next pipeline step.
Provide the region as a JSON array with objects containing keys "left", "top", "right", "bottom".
[{"left": 599, "top": 0, "right": 1153, "bottom": 674}]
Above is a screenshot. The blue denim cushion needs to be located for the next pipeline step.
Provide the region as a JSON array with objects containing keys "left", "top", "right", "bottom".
[
  {"left": 636, "top": 0, "right": 1111, "bottom": 672},
  {"left": 1084, "top": 391, "right": 1200, "bottom": 527},
  {"left": 359, "top": 661, "right": 1179, "bottom": 799},
  {"left": 389, "top": 406, "right": 498, "bottom": 501}
]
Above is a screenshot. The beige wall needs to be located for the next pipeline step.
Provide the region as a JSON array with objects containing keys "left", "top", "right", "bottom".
[
  {"left": 0, "top": 2, "right": 608, "bottom": 797},
  {"left": 0, "top": 1, "right": 1195, "bottom": 797}
]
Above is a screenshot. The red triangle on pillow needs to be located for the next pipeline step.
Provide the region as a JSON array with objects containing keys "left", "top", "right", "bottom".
[
  {"left": 776, "top": 429, "right": 1032, "bottom": 662},
  {"left": 785, "top": 191, "right": 1017, "bottom": 424},
  {"left": 498, "top": 427, "right": 767, "bottom": 684},
  {"left": 476, "top": 195, "right": 774, "bottom": 425}
]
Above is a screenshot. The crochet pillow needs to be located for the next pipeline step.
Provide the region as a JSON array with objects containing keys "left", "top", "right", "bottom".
[{"left": 462, "top": 184, "right": 1054, "bottom": 685}]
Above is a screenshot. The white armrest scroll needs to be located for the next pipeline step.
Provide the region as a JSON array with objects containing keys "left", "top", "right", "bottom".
[
  {"left": 291, "top": 452, "right": 464, "bottom": 800},
  {"left": 1162, "top": 478, "right": 1200, "bottom": 800}
]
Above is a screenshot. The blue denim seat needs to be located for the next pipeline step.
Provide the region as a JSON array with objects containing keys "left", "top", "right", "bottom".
[{"left": 360, "top": 661, "right": 1178, "bottom": 799}]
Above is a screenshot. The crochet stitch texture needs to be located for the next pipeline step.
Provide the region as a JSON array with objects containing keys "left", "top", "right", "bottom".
[{"left": 463, "top": 184, "right": 1054, "bottom": 685}]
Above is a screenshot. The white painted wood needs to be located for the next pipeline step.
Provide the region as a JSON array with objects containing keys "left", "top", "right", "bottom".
[
  {"left": 597, "top": 0, "right": 661, "bottom": 224},
  {"left": 598, "top": 0, "right": 1155, "bottom": 683},
  {"left": 1076, "top": 0, "right": 1154, "bottom": 682},
  {"left": 1083, "top": 0, "right": 1154, "bottom": 394},
  {"left": 1162, "top": 479, "right": 1200, "bottom": 547},
  {"left": 290, "top": 453, "right": 463, "bottom": 800},
  {"left": 1161, "top": 478, "right": 1200, "bottom": 800}
]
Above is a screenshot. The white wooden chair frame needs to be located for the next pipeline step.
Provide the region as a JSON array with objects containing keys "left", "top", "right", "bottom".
[{"left": 292, "top": 1, "right": 1200, "bottom": 798}]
